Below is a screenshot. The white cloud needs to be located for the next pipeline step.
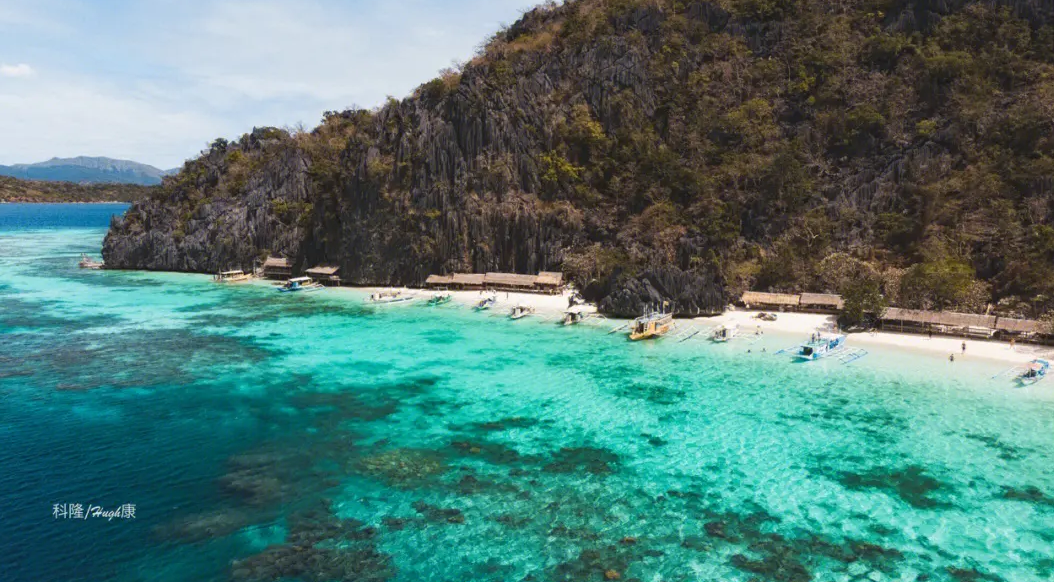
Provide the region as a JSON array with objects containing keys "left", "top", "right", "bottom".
[{"left": 0, "top": 63, "right": 34, "bottom": 77}]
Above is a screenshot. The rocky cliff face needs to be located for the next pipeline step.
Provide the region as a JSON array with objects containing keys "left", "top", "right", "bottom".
[{"left": 105, "top": 0, "right": 1054, "bottom": 317}]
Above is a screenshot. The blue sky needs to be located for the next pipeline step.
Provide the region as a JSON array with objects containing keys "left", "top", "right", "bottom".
[{"left": 0, "top": 0, "right": 541, "bottom": 169}]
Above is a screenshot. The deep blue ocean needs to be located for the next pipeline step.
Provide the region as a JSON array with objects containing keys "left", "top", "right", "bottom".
[{"left": 2, "top": 203, "right": 1054, "bottom": 582}]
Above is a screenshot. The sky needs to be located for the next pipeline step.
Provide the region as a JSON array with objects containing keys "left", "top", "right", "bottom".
[{"left": 0, "top": 0, "right": 542, "bottom": 169}]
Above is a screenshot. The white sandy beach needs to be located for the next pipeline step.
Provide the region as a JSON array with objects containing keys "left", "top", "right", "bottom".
[{"left": 337, "top": 286, "right": 1051, "bottom": 367}]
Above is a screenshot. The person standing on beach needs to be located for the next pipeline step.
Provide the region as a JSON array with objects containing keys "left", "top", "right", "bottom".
[
  {"left": 962, "top": 341, "right": 967, "bottom": 354},
  {"left": 1010, "top": 338, "right": 1016, "bottom": 351}
]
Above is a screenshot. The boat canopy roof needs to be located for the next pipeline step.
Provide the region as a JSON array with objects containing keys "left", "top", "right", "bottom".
[
  {"left": 289, "top": 277, "right": 313, "bottom": 283},
  {"left": 220, "top": 270, "right": 244, "bottom": 275}
]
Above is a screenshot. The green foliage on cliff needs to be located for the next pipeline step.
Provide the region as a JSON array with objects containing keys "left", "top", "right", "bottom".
[{"left": 116, "top": 0, "right": 1054, "bottom": 317}]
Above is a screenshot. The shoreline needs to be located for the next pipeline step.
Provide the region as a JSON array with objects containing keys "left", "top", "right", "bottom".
[{"left": 333, "top": 286, "right": 1052, "bottom": 367}]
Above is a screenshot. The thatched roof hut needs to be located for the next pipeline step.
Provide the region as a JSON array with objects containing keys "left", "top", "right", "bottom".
[
  {"left": 305, "top": 265, "right": 341, "bottom": 285},
  {"left": 994, "top": 317, "right": 1048, "bottom": 335},
  {"left": 425, "top": 274, "right": 455, "bottom": 286},
  {"left": 484, "top": 273, "right": 538, "bottom": 288},
  {"left": 800, "top": 293, "right": 844, "bottom": 309},
  {"left": 535, "top": 271, "right": 564, "bottom": 287},
  {"left": 261, "top": 256, "right": 292, "bottom": 279},
  {"left": 451, "top": 273, "right": 486, "bottom": 288},
  {"left": 882, "top": 308, "right": 997, "bottom": 329},
  {"left": 741, "top": 291, "right": 801, "bottom": 307}
]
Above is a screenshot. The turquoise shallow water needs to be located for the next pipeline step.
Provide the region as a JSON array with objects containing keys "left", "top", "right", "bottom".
[{"left": 2, "top": 204, "right": 1054, "bottom": 582}]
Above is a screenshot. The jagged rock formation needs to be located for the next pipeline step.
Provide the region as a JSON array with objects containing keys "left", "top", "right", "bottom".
[{"left": 105, "top": 0, "right": 1054, "bottom": 317}]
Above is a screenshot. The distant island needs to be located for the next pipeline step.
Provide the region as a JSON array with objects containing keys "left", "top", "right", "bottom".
[
  {"left": 0, "top": 156, "right": 177, "bottom": 186},
  {"left": 0, "top": 175, "right": 155, "bottom": 203}
]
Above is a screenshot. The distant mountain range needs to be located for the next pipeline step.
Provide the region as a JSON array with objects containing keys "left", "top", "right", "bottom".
[{"left": 0, "top": 156, "right": 179, "bottom": 186}]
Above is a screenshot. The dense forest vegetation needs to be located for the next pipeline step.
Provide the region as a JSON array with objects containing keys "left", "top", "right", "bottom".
[
  {"left": 106, "top": 0, "right": 1054, "bottom": 319},
  {"left": 0, "top": 175, "right": 154, "bottom": 203}
]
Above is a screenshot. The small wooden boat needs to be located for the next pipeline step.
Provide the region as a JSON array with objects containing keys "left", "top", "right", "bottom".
[
  {"left": 78, "top": 254, "right": 104, "bottom": 270},
  {"left": 1018, "top": 359, "right": 1050, "bottom": 386},
  {"left": 509, "top": 305, "right": 535, "bottom": 320},
  {"left": 426, "top": 293, "right": 453, "bottom": 306},
  {"left": 629, "top": 307, "right": 674, "bottom": 341},
  {"left": 214, "top": 270, "right": 253, "bottom": 283},
  {"left": 474, "top": 294, "right": 497, "bottom": 311},
  {"left": 794, "top": 333, "right": 846, "bottom": 361},
  {"left": 277, "top": 277, "right": 324, "bottom": 293},
  {"left": 368, "top": 290, "right": 414, "bottom": 305},
  {"left": 710, "top": 323, "right": 739, "bottom": 343}
]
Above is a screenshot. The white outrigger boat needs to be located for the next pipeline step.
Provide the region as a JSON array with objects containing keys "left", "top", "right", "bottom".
[
  {"left": 277, "top": 276, "right": 324, "bottom": 293},
  {"left": 426, "top": 292, "right": 453, "bottom": 306},
  {"left": 78, "top": 254, "right": 104, "bottom": 270},
  {"left": 563, "top": 306, "right": 588, "bottom": 326},
  {"left": 474, "top": 294, "right": 497, "bottom": 311},
  {"left": 710, "top": 323, "right": 739, "bottom": 343},
  {"left": 1018, "top": 359, "right": 1050, "bottom": 386},
  {"left": 214, "top": 269, "right": 253, "bottom": 283},
  {"left": 794, "top": 333, "right": 846, "bottom": 361},
  {"left": 368, "top": 290, "right": 414, "bottom": 305},
  {"left": 509, "top": 305, "right": 535, "bottom": 320}
]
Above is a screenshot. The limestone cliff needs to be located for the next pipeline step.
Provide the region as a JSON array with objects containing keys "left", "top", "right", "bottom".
[{"left": 105, "top": 0, "right": 1054, "bottom": 317}]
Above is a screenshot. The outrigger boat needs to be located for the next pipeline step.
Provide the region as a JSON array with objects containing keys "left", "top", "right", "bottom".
[
  {"left": 474, "top": 294, "right": 497, "bottom": 311},
  {"left": 78, "top": 254, "right": 104, "bottom": 270},
  {"left": 710, "top": 323, "right": 739, "bottom": 343},
  {"left": 794, "top": 333, "right": 846, "bottom": 361},
  {"left": 1018, "top": 359, "right": 1050, "bottom": 386},
  {"left": 426, "top": 292, "right": 453, "bottom": 306},
  {"left": 509, "top": 305, "right": 535, "bottom": 320},
  {"left": 562, "top": 306, "right": 588, "bottom": 326},
  {"left": 278, "top": 277, "right": 324, "bottom": 293},
  {"left": 629, "top": 305, "right": 674, "bottom": 341},
  {"left": 368, "top": 290, "right": 414, "bottom": 305},
  {"left": 213, "top": 269, "right": 253, "bottom": 283}
]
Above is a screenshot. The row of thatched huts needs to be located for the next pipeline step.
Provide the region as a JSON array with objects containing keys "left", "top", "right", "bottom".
[
  {"left": 261, "top": 257, "right": 342, "bottom": 285},
  {"left": 425, "top": 271, "right": 565, "bottom": 294},
  {"left": 740, "top": 291, "right": 1050, "bottom": 341}
]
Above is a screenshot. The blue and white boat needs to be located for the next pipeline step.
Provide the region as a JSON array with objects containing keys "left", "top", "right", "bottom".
[
  {"left": 1018, "top": 359, "right": 1050, "bottom": 386},
  {"left": 795, "top": 333, "right": 846, "bottom": 361},
  {"left": 277, "top": 277, "right": 324, "bottom": 293},
  {"left": 474, "top": 294, "right": 497, "bottom": 311}
]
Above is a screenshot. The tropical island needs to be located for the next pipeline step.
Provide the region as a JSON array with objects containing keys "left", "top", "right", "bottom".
[
  {"left": 0, "top": 175, "right": 155, "bottom": 203},
  {"left": 104, "top": 0, "right": 1054, "bottom": 324}
]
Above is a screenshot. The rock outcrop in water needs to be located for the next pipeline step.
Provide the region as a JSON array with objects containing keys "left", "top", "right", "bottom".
[{"left": 105, "top": 0, "right": 1054, "bottom": 317}]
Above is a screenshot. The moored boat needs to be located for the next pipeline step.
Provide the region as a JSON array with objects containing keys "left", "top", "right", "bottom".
[
  {"left": 474, "top": 294, "right": 497, "bottom": 311},
  {"left": 213, "top": 270, "right": 253, "bottom": 283},
  {"left": 426, "top": 292, "right": 452, "bottom": 306},
  {"left": 277, "top": 277, "right": 324, "bottom": 293},
  {"left": 1018, "top": 359, "right": 1050, "bottom": 386},
  {"left": 509, "top": 305, "right": 535, "bottom": 320},
  {"left": 629, "top": 306, "right": 674, "bottom": 341},
  {"left": 795, "top": 333, "right": 846, "bottom": 361},
  {"left": 562, "top": 306, "right": 587, "bottom": 326},
  {"left": 368, "top": 290, "right": 414, "bottom": 305},
  {"left": 710, "top": 323, "right": 739, "bottom": 343},
  {"left": 78, "top": 254, "right": 104, "bottom": 270}
]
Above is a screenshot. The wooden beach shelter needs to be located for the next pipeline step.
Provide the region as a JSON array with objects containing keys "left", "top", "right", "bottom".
[
  {"left": 534, "top": 271, "right": 564, "bottom": 294},
  {"left": 799, "top": 293, "right": 845, "bottom": 312},
  {"left": 484, "top": 272, "right": 538, "bottom": 291},
  {"left": 305, "top": 265, "right": 341, "bottom": 286},
  {"left": 994, "top": 317, "right": 1048, "bottom": 338},
  {"left": 741, "top": 291, "right": 801, "bottom": 310},
  {"left": 450, "top": 273, "right": 486, "bottom": 290},
  {"left": 262, "top": 257, "right": 293, "bottom": 280},
  {"left": 425, "top": 274, "right": 455, "bottom": 288}
]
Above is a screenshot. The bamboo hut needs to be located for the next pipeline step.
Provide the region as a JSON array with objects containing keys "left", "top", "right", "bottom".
[
  {"left": 535, "top": 271, "right": 564, "bottom": 294},
  {"left": 305, "top": 265, "right": 341, "bottom": 286},
  {"left": 450, "top": 273, "right": 486, "bottom": 290},
  {"left": 484, "top": 273, "right": 538, "bottom": 291},
  {"left": 425, "top": 274, "right": 455, "bottom": 288},
  {"left": 881, "top": 308, "right": 997, "bottom": 337},
  {"left": 994, "top": 317, "right": 1048, "bottom": 338},
  {"left": 799, "top": 293, "right": 844, "bottom": 312},
  {"left": 740, "top": 291, "right": 801, "bottom": 310},
  {"left": 261, "top": 257, "right": 292, "bottom": 280}
]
